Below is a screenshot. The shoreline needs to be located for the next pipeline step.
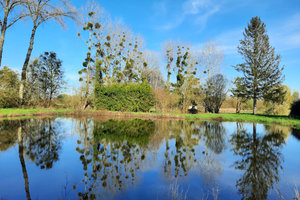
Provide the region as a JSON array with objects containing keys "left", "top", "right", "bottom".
[{"left": 0, "top": 108, "right": 300, "bottom": 127}]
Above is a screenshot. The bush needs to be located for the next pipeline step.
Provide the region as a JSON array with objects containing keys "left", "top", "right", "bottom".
[
  {"left": 94, "top": 82, "right": 155, "bottom": 112},
  {"left": 290, "top": 100, "right": 300, "bottom": 118},
  {"left": 153, "top": 88, "right": 178, "bottom": 112},
  {"left": 0, "top": 66, "right": 20, "bottom": 108},
  {"left": 202, "top": 74, "right": 227, "bottom": 113}
]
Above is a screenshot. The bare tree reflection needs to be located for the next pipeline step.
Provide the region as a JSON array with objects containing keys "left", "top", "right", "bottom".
[{"left": 73, "top": 118, "right": 155, "bottom": 199}]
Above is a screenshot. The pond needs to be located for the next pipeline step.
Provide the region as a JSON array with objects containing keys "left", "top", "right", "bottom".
[{"left": 0, "top": 117, "right": 300, "bottom": 200}]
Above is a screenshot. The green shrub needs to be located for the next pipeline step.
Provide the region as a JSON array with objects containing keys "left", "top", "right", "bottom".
[
  {"left": 290, "top": 100, "right": 300, "bottom": 118},
  {"left": 0, "top": 66, "right": 20, "bottom": 108},
  {"left": 94, "top": 82, "right": 155, "bottom": 112}
]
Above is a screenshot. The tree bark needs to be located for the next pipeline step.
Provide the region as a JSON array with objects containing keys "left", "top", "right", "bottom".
[
  {"left": 19, "top": 26, "right": 37, "bottom": 104},
  {"left": 253, "top": 97, "right": 257, "bottom": 115},
  {"left": 236, "top": 100, "right": 241, "bottom": 113},
  {"left": 0, "top": 11, "right": 9, "bottom": 67}
]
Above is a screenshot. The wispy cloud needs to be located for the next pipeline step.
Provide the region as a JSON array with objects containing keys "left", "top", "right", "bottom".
[
  {"left": 183, "top": 0, "right": 211, "bottom": 15},
  {"left": 269, "top": 13, "right": 300, "bottom": 51},
  {"left": 209, "top": 13, "right": 300, "bottom": 56},
  {"left": 153, "top": 0, "right": 222, "bottom": 31}
]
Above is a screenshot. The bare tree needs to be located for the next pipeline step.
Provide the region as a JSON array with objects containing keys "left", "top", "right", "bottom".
[
  {"left": 0, "top": 0, "right": 27, "bottom": 67},
  {"left": 78, "top": 0, "right": 106, "bottom": 109},
  {"left": 162, "top": 39, "right": 175, "bottom": 90},
  {"left": 141, "top": 50, "right": 164, "bottom": 89},
  {"left": 19, "top": 0, "right": 77, "bottom": 104},
  {"left": 201, "top": 40, "right": 223, "bottom": 82}
]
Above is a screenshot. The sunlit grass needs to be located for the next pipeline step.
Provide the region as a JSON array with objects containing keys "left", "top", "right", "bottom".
[
  {"left": 0, "top": 108, "right": 300, "bottom": 127},
  {"left": 0, "top": 108, "right": 74, "bottom": 117}
]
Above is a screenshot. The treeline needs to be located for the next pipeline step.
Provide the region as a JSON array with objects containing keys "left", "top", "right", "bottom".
[
  {"left": 0, "top": 0, "right": 77, "bottom": 107},
  {"left": 74, "top": 2, "right": 228, "bottom": 113},
  {"left": 0, "top": 1, "right": 299, "bottom": 115}
]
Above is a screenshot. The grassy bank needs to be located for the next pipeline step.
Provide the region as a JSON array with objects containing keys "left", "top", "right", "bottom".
[
  {"left": 0, "top": 108, "right": 75, "bottom": 118},
  {"left": 0, "top": 108, "right": 300, "bottom": 127}
]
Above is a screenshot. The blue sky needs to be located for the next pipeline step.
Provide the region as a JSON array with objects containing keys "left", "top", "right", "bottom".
[{"left": 2, "top": 0, "right": 300, "bottom": 93}]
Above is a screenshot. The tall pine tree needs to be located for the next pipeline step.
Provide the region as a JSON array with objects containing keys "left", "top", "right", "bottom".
[{"left": 234, "top": 17, "right": 285, "bottom": 114}]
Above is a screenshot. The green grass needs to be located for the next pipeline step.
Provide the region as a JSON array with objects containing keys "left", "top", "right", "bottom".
[
  {"left": 179, "top": 113, "right": 300, "bottom": 126},
  {"left": 0, "top": 108, "right": 74, "bottom": 117},
  {"left": 1, "top": 108, "right": 300, "bottom": 127}
]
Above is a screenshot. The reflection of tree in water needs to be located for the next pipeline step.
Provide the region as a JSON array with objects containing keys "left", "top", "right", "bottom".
[
  {"left": 291, "top": 128, "right": 300, "bottom": 141},
  {"left": 0, "top": 118, "right": 63, "bottom": 200},
  {"left": 264, "top": 125, "right": 291, "bottom": 141},
  {"left": 199, "top": 121, "right": 226, "bottom": 154},
  {"left": 230, "top": 123, "right": 285, "bottom": 200},
  {"left": 0, "top": 120, "right": 19, "bottom": 151},
  {"left": 74, "top": 118, "right": 155, "bottom": 199},
  {"left": 161, "top": 120, "right": 226, "bottom": 186},
  {"left": 197, "top": 121, "right": 226, "bottom": 185},
  {"left": 22, "top": 119, "right": 62, "bottom": 169}
]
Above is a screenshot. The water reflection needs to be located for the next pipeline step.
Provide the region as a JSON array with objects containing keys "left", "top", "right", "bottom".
[
  {"left": 71, "top": 119, "right": 227, "bottom": 199},
  {"left": 72, "top": 118, "right": 155, "bottom": 199},
  {"left": 230, "top": 123, "right": 285, "bottom": 200},
  {"left": 0, "top": 120, "right": 19, "bottom": 151},
  {"left": 0, "top": 118, "right": 296, "bottom": 200},
  {"left": 0, "top": 118, "right": 63, "bottom": 200},
  {"left": 292, "top": 128, "right": 300, "bottom": 141}
]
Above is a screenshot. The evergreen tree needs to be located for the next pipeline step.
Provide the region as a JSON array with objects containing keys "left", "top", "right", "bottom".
[{"left": 234, "top": 16, "right": 285, "bottom": 114}]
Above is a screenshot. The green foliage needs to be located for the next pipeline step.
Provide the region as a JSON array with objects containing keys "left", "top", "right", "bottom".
[
  {"left": 264, "top": 85, "right": 294, "bottom": 115},
  {"left": 234, "top": 16, "right": 285, "bottom": 114},
  {"left": 293, "top": 91, "right": 300, "bottom": 102},
  {"left": 94, "top": 82, "right": 154, "bottom": 112},
  {"left": 0, "top": 66, "right": 20, "bottom": 108},
  {"left": 290, "top": 100, "right": 300, "bottom": 118},
  {"left": 93, "top": 119, "right": 155, "bottom": 146},
  {"left": 24, "top": 52, "right": 64, "bottom": 106}
]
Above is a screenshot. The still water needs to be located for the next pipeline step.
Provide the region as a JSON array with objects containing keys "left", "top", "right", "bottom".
[{"left": 0, "top": 117, "right": 299, "bottom": 200}]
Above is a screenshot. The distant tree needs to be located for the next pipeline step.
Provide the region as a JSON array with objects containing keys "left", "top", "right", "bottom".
[
  {"left": 29, "top": 52, "right": 64, "bottom": 106},
  {"left": 0, "top": 0, "right": 26, "bottom": 67},
  {"left": 140, "top": 50, "right": 164, "bottom": 89},
  {"left": 19, "top": 0, "right": 77, "bottom": 104},
  {"left": 162, "top": 40, "right": 175, "bottom": 90},
  {"left": 264, "top": 85, "right": 294, "bottom": 115},
  {"left": 234, "top": 17, "right": 285, "bottom": 115},
  {"left": 23, "top": 58, "right": 40, "bottom": 105},
  {"left": 202, "top": 74, "right": 227, "bottom": 113},
  {"left": 201, "top": 40, "right": 223, "bottom": 82},
  {"left": 171, "top": 44, "right": 190, "bottom": 112},
  {"left": 0, "top": 66, "right": 19, "bottom": 107},
  {"left": 231, "top": 77, "right": 249, "bottom": 113},
  {"left": 292, "top": 91, "right": 299, "bottom": 102}
]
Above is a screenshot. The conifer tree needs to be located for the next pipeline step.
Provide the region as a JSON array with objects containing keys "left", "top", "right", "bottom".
[{"left": 234, "top": 16, "right": 285, "bottom": 114}]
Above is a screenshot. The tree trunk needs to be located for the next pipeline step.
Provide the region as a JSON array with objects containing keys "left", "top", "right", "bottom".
[
  {"left": 236, "top": 100, "right": 241, "bottom": 113},
  {"left": 253, "top": 97, "right": 257, "bottom": 115},
  {"left": 19, "top": 26, "right": 37, "bottom": 104},
  {"left": 166, "top": 70, "right": 170, "bottom": 90},
  {"left": 0, "top": 11, "right": 9, "bottom": 67}
]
